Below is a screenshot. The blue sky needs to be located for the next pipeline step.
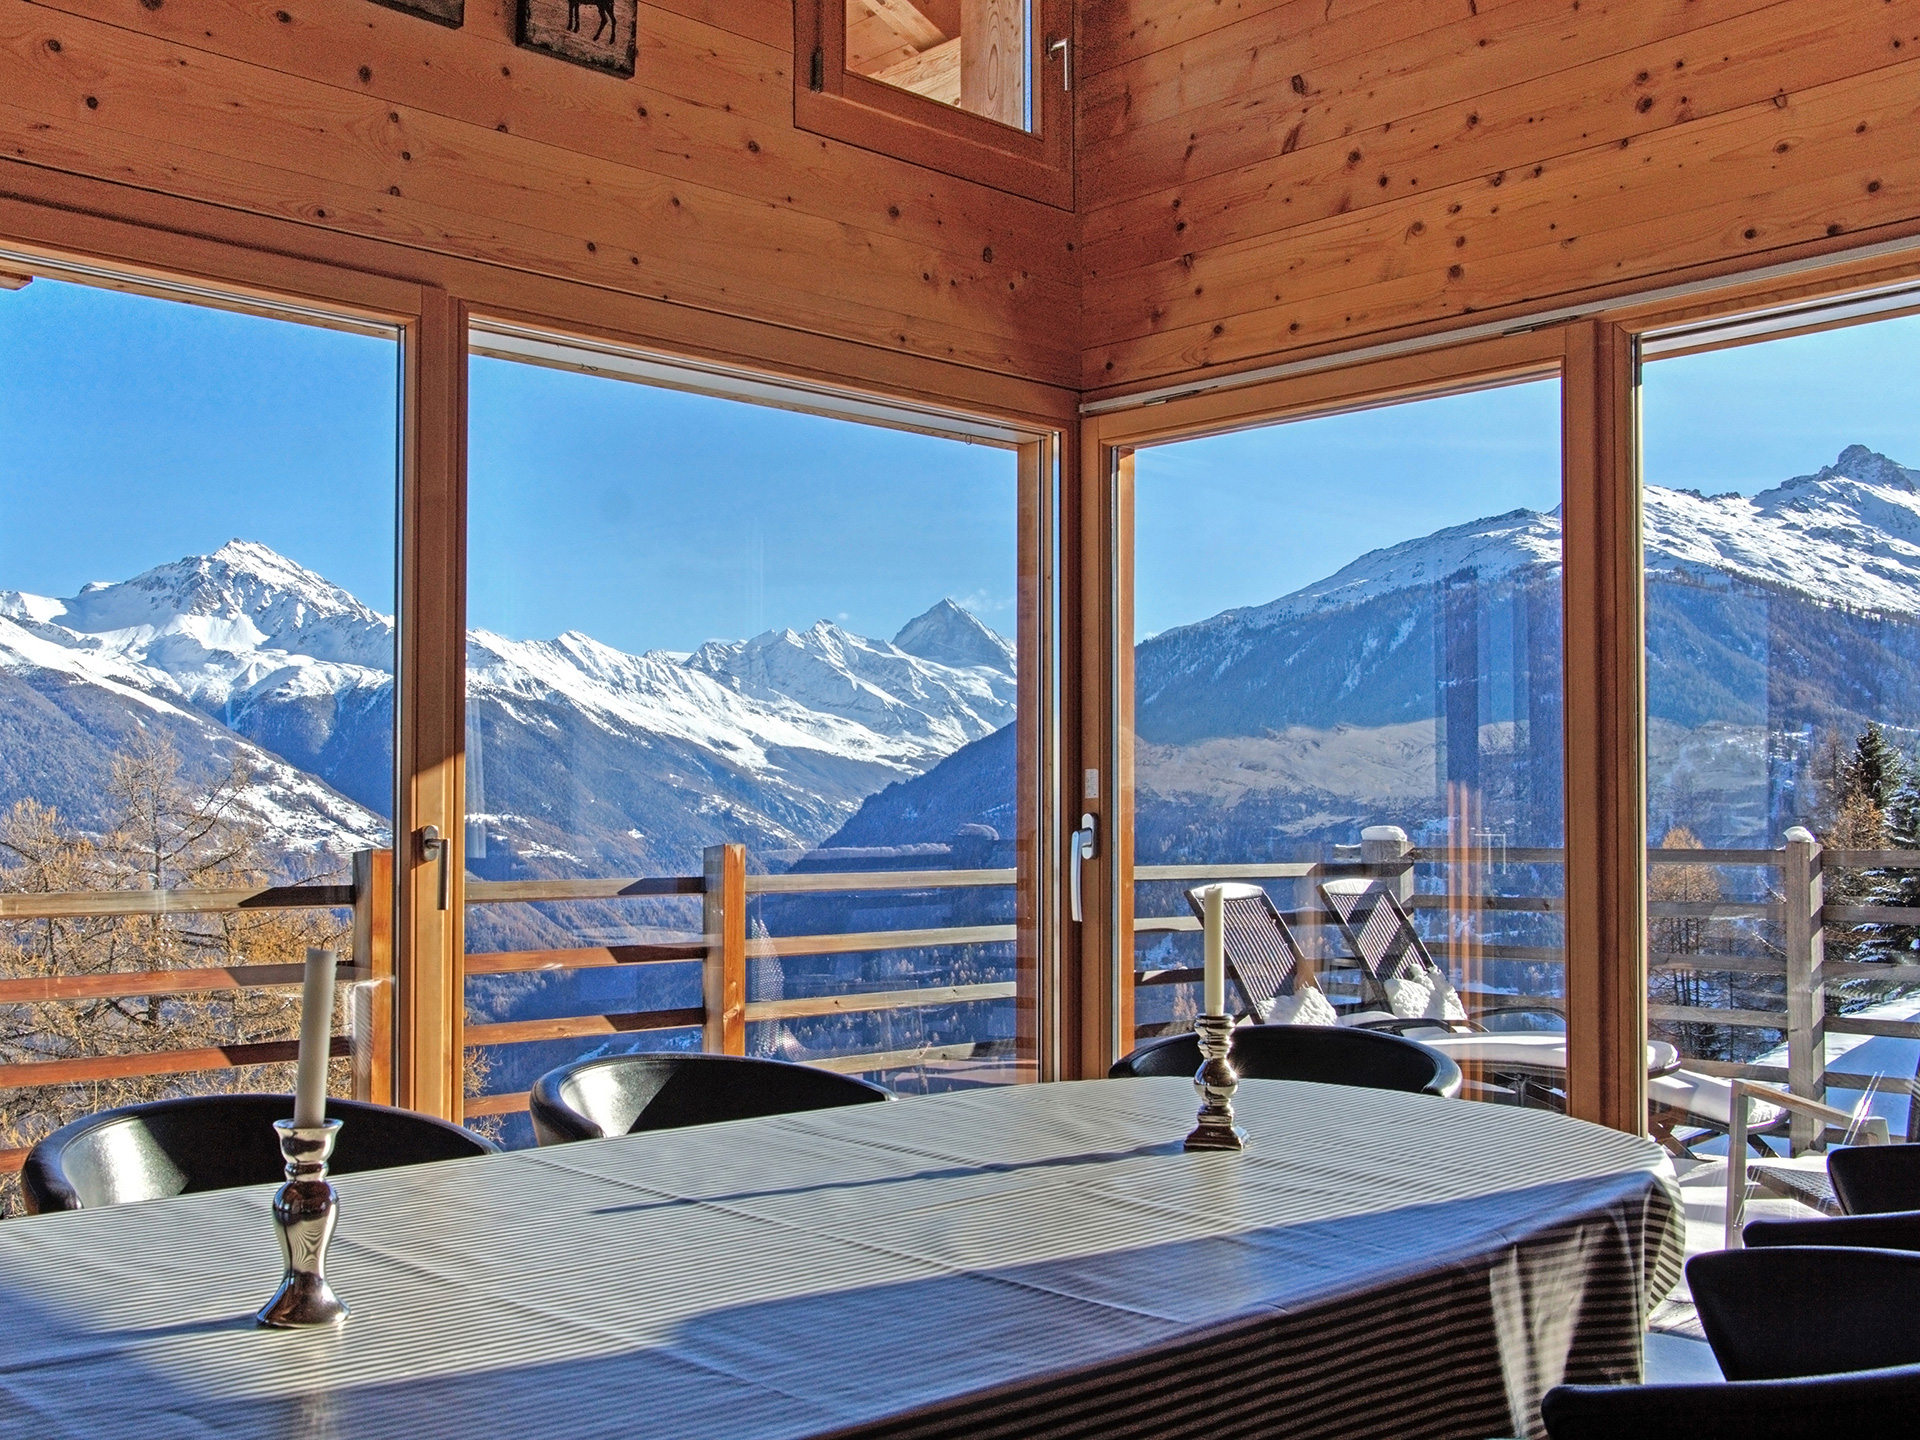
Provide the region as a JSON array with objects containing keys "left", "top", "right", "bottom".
[{"left": 5, "top": 277, "right": 1917, "bottom": 650}]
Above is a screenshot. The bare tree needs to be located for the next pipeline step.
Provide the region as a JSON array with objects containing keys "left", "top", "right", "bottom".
[{"left": 0, "top": 738, "right": 347, "bottom": 1215}]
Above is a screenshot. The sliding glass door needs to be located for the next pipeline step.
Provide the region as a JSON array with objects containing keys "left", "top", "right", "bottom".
[{"left": 1095, "top": 355, "right": 1580, "bottom": 1107}]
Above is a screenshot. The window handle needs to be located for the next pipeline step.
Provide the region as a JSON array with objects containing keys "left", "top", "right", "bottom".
[
  {"left": 419, "top": 824, "right": 450, "bottom": 912},
  {"left": 1047, "top": 36, "right": 1071, "bottom": 92},
  {"left": 1069, "top": 812, "right": 1099, "bottom": 923}
]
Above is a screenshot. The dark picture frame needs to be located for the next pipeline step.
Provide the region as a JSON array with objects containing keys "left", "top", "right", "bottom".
[
  {"left": 367, "top": 0, "right": 464, "bottom": 28},
  {"left": 516, "top": 0, "right": 637, "bottom": 78}
]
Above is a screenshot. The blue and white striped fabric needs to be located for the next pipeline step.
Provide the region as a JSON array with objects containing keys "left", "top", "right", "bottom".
[{"left": 0, "top": 1078, "right": 1682, "bottom": 1440}]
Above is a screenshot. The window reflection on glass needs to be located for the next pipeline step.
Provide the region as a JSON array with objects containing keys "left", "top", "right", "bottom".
[
  {"left": 1128, "top": 381, "right": 1568, "bottom": 1103},
  {"left": 845, "top": 0, "right": 1031, "bottom": 131},
  {"left": 1640, "top": 311, "right": 1920, "bottom": 1152}
]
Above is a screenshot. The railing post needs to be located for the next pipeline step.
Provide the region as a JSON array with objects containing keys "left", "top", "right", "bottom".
[
  {"left": 350, "top": 848, "right": 396, "bottom": 1105},
  {"left": 703, "top": 843, "right": 747, "bottom": 1055},
  {"left": 1783, "top": 826, "right": 1826, "bottom": 1154},
  {"left": 1360, "top": 825, "right": 1416, "bottom": 904}
]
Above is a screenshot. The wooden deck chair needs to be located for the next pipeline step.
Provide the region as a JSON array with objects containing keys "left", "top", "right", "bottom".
[
  {"left": 1183, "top": 883, "right": 1339, "bottom": 1025},
  {"left": 1318, "top": 878, "right": 1469, "bottom": 1027}
]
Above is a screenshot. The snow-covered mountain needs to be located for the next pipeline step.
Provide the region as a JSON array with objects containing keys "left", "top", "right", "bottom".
[
  {"left": 0, "top": 540, "right": 1015, "bottom": 876},
  {"left": 851, "top": 446, "right": 1920, "bottom": 861}
]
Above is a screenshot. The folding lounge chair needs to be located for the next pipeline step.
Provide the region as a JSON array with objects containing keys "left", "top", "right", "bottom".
[
  {"left": 1181, "top": 882, "right": 1357, "bottom": 1026},
  {"left": 1318, "top": 877, "right": 1783, "bottom": 1151}
]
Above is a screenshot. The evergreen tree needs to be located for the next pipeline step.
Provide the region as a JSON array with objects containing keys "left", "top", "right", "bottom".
[{"left": 1844, "top": 723, "right": 1905, "bottom": 811}]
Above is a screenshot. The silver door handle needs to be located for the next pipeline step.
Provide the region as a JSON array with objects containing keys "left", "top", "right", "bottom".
[
  {"left": 420, "top": 824, "right": 450, "bottom": 912},
  {"left": 1069, "top": 812, "right": 1099, "bottom": 923},
  {"left": 1047, "top": 35, "right": 1071, "bottom": 91}
]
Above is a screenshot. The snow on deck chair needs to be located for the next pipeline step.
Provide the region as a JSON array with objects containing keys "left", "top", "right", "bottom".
[
  {"left": 1182, "top": 882, "right": 1339, "bottom": 1025},
  {"left": 1318, "top": 878, "right": 1470, "bottom": 1027}
]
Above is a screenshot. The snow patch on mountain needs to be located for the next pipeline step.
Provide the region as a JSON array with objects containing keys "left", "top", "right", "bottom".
[{"left": 1147, "top": 446, "right": 1920, "bottom": 658}]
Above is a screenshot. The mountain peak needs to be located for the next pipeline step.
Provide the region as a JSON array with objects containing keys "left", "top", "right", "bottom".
[
  {"left": 1782, "top": 445, "right": 1920, "bottom": 495},
  {"left": 892, "top": 599, "right": 1014, "bottom": 671}
]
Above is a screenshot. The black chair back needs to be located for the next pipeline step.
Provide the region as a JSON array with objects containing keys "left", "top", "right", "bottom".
[
  {"left": 1830, "top": 1141, "right": 1920, "bottom": 1215},
  {"left": 1744, "top": 1209, "right": 1920, "bottom": 1252},
  {"left": 1108, "top": 1022, "right": 1462, "bottom": 1099},
  {"left": 1688, "top": 1246, "right": 1920, "bottom": 1381},
  {"left": 529, "top": 1052, "right": 891, "bottom": 1144},
  {"left": 23, "top": 1093, "right": 497, "bottom": 1212},
  {"left": 1541, "top": 1363, "right": 1920, "bottom": 1440}
]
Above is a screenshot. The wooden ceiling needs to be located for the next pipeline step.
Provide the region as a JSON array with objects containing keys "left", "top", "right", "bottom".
[{"left": 2, "top": 0, "right": 1918, "bottom": 404}]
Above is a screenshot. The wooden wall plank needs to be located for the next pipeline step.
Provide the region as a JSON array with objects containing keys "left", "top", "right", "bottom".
[
  {"left": 0, "top": 170, "right": 1079, "bottom": 431},
  {"left": 32, "top": 0, "right": 1075, "bottom": 294},
  {"left": 1082, "top": 0, "right": 1920, "bottom": 280},
  {"left": 0, "top": 6, "right": 1077, "bottom": 380},
  {"left": 1085, "top": 49, "right": 1920, "bottom": 386},
  {"left": 1078, "top": 0, "right": 1789, "bottom": 202}
]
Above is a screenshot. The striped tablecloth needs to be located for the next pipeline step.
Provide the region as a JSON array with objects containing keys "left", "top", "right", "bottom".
[{"left": 0, "top": 1078, "right": 1683, "bottom": 1440}]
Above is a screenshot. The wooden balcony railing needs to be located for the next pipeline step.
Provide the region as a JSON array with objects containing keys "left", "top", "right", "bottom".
[
  {"left": 1132, "top": 833, "right": 1920, "bottom": 1149},
  {"left": 11, "top": 828, "right": 1920, "bottom": 1167},
  {"left": 0, "top": 844, "right": 1020, "bottom": 1155}
]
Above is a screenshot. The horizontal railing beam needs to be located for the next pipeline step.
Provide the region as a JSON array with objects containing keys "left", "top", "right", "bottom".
[
  {"left": 744, "top": 981, "right": 1014, "bottom": 1022},
  {"left": 1823, "top": 850, "right": 1920, "bottom": 869},
  {"left": 1828, "top": 1014, "right": 1920, "bottom": 1041},
  {"left": 464, "top": 876, "right": 702, "bottom": 904},
  {"left": 463, "top": 1008, "right": 706, "bottom": 1047},
  {"left": 745, "top": 924, "right": 1015, "bottom": 959},
  {"left": 1648, "top": 1004, "right": 1785, "bottom": 1029},
  {"left": 0, "top": 960, "right": 367, "bottom": 1006},
  {"left": 0, "top": 884, "right": 355, "bottom": 920},
  {"left": 807, "top": 1042, "right": 992, "bottom": 1075},
  {"left": 1824, "top": 905, "right": 1920, "bottom": 925},
  {"left": 462, "top": 1091, "right": 529, "bottom": 1119},
  {"left": 745, "top": 868, "right": 1014, "bottom": 894},
  {"left": 0, "top": 1035, "right": 349, "bottom": 1089},
  {"left": 464, "top": 943, "right": 705, "bottom": 976}
]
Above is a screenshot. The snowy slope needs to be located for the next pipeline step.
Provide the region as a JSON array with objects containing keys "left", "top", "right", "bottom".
[
  {"left": 1, "top": 542, "right": 1015, "bottom": 864},
  {"left": 1165, "top": 444, "right": 1920, "bottom": 646}
]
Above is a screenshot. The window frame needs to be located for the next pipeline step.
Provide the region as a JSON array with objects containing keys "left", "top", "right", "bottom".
[{"left": 794, "top": 0, "right": 1074, "bottom": 211}]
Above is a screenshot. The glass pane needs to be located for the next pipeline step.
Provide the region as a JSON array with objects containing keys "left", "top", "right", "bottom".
[
  {"left": 846, "top": 0, "right": 1032, "bottom": 132},
  {"left": 465, "top": 345, "right": 1028, "bottom": 1147},
  {"left": 1641, "top": 312, "right": 1920, "bottom": 1154},
  {"left": 1128, "top": 380, "right": 1567, "bottom": 1104},
  {"left": 0, "top": 272, "right": 399, "bottom": 1212}
]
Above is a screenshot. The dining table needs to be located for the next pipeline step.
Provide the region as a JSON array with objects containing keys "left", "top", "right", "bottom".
[{"left": 0, "top": 1076, "right": 1685, "bottom": 1440}]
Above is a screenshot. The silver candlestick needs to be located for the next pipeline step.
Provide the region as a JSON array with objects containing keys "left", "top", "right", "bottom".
[
  {"left": 1184, "top": 1013, "right": 1247, "bottom": 1151},
  {"left": 257, "top": 1118, "right": 348, "bottom": 1329}
]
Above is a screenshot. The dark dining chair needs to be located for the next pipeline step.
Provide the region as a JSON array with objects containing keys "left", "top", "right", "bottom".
[
  {"left": 1539, "top": 1363, "right": 1920, "bottom": 1440},
  {"left": 1107, "top": 1022, "right": 1462, "bottom": 1099},
  {"left": 528, "top": 1052, "right": 891, "bottom": 1144},
  {"left": 1829, "top": 1140, "right": 1920, "bottom": 1215},
  {"left": 1743, "top": 1208, "right": 1920, "bottom": 1252},
  {"left": 1687, "top": 1246, "right": 1920, "bottom": 1381},
  {"left": 22, "top": 1093, "right": 497, "bottom": 1213}
]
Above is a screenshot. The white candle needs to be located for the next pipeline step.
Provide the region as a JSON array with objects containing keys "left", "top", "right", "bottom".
[
  {"left": 292, "top": 947, "right": 337, "bottom": 1129},
  {"left": 1201, "top": 885, "right": 1226, "bottom": 1017}
]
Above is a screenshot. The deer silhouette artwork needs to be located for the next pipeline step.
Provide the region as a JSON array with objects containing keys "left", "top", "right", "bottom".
[{"left": 566, "top": 0, "right": 615, "bottom": 45}]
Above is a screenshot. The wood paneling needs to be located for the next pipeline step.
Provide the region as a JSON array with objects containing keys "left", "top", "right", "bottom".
[
  {"left": 1082, "top": 0, "right": 1920, "bottom": 393},
  {"left": 1, "top": 0, "right": 1078, "bottom": 385}
]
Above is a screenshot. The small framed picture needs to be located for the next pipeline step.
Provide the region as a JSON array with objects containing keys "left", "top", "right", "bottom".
[
  {"left": 516, "top": 0, "right": 637, "bottom": 78},
  {"left": 368, "top": 0, "right": 463, "bottom": 28}
]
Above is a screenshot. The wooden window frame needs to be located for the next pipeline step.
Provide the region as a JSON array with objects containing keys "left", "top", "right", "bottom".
[
  {"left": 1074, "top": 331, "right": 1622, "bottom": 1100},
  {"left": 795, "top": 0, "right": 1074, "bottom": 211}
]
